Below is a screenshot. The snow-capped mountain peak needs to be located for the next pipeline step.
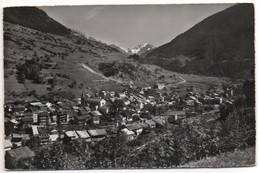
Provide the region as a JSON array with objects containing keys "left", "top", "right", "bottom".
[{"left": 128, "top": 43, "right": 155, "bottom": 55}]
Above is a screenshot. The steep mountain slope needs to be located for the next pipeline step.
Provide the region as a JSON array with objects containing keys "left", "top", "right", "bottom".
[
  {"left": 109, "top": 44, "right": 128, "bottom": 54},
  {"left": 4, "top": 7, "right": 180, "bottom": 101},
  {"left": 128, "top": 43, "right": 155, "bottom": 55},
  {"left": 4, "top": 7, "right": 71, "bottom": 36},
  {"left": 143, "top": 4, "right": 254, "bottom": 79}
]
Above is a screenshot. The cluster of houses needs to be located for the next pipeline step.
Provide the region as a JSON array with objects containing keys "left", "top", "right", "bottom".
[{"left": 4, "top": 81, "right": 236, "bottom": 169}]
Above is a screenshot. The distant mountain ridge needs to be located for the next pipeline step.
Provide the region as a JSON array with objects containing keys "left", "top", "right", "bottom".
[
  {"left": 128, "top": 43, "right": 155, "bottom": 55},
  {"left": 142, "top": 4, "right": 254, "bottom": 79}
]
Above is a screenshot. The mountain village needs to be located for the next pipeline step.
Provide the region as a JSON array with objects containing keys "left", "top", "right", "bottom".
[
  {"left": 4, "top": 79, "right": 235, "bottom": 169},
  {"left": 3, "top": 4, "right": 255, "bottom": 170}
]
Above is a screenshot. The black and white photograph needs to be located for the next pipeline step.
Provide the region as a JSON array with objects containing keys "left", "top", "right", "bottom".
[{"left": 2, "top": 2, "right": 256, "bottom": 170}]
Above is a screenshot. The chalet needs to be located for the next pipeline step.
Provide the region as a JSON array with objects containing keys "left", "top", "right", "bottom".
[
  {"left": 91, "top": 110, "right": 102, "bottom": 117},
  {"left": 99, "top": 105, "right": 110, "bottom": 115},
  {"left": 87, "top": 129, "right": 107, "bottom": 141},
  {"left": 145, "top": 119, "right": 156, "bottom": 128},
  {"left": 5, "top": 146, "right": 36, "bottom": 169},
  {"left": 64, "top": 131, "right": 79, "bottom": 142},
  {"left": 49, "top": 134, "right": 59, "bottom": 143},
  {"left": 127, "top": 114, "right": 133, "bottom": 122},
  {"left": 74, "top": 114, "right": 91, "bottom": 126},
  {"left": 83, "top": 96, "right": 106, "bottom": 110},
  {"left": 76, "top": 130, "right": 91, "bottom": 142},
  {"left": 110, "top": 91, "right": 115, "bottom": 97},
  {"left": 38, "top": 112, "right": 49, "bottom": 126},
  {"left": 50, "top": 129, "right": 59, "bottom": 134},
  {"left": 30, "top": 102, "right": 44, "bottom": 107},
  {"left": 32, "top": 125, "right": 39, "bottom": 137},
  {"left": 155, "top": 84, "right": 166, "bottom": 90},
  {"left": 117, "top": 115, "right": 127, "bottom": 125},
  {"left": 118, "top": 93, "right": 127, "bottom": 99},
  {"left": 21, "top": 134, "right": 30, "bottom": 146},
  {"left": 50, "top": 113, "right": 57, "bottom": 125},
  {"left": 152, "top": 116, "right": 167, "bottom": 128},
  {"left": 21, "top": 116, "right": 33, "bottom": 127},
  {"left": 11, "top": 134, "right": 23, "bottom": 147},
  {"left": 73, "top": 105, "right": 80, "bottom": 110},
  {"left": 69, "top": 110, "right": 78, "bottom": 120},
  {"left": 57, "top": 110, "right": 70, "bottom": 125},
  {"left": 123, "top": 99, "right": 131, "bottom": 106},
  {"left": 92, "top": 116, "right": 100, "bottom": 125},
  {"left": 4, "top": 139, "right": 13, "bottom": 151},
  {"left": 33, "top": 113, "right": 38, "bottom": 124},
  {"left": 12, "top": 105, "right": 26, "bottom": 113},
  {"left": 38, "top": 127, "right": 50, "bottom": 145},
  {"left": 125, "top": 123, "right": 147, "bottom": 136},
  {"left": 84, "top": 106, "right": 91, "bottom": 113},
  {"left": 79, "top": 108, "right": 89, "bottom": 116},
  {"left": 186, "top": 100, "right": 194, "bottom": 106},
  {"left": 121, "top": 128, "right": 135, "bottom": 141},
  {"left": 165, "top": 110, "right": 186, "bottom": 121}
]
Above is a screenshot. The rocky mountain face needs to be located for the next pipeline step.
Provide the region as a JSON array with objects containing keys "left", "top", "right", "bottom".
[
  {"left": 142, "top": 4, "right": 254, "bottom": 79},
  {"left": 128, "top": 43, "right": 155, "bottom": 55}
]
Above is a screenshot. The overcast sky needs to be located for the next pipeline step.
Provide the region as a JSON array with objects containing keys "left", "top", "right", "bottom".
[{"left": 40, "top": 4, "right": 234, "bottom": 49}]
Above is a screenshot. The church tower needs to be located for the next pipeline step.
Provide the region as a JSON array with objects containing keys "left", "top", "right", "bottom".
[{"left": 81, "top": 91, "right": 86, "bottom": 107}]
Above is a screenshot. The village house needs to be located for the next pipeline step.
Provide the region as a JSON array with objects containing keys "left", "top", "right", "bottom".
[
  {"left": 21, "top": 134, "right": 30, "bottom": 146},
  {"left": 152, "top": 116, "right": 167, "bottom": 128},
  {"left": 12, "top": 105, "right": 26, "bottom": 113},
  {"left": 145, "top": 119, "right": 156, "bottom": 128},
  {"left": 117, "top": 114, "right": 127, "bottom": 126},
  {"left": 76, "top": 130, "right": 91, "bottom": 142},
  {"left": 83, "top": 106, "right": 91, "bottom": 113},
  {"left": 49, "top": 134, "right": 59, "bottom": 143},
  {"left": 90, "top": 110, "right": 102, "bottom": 117},
  {"left": 11, "top": 134, "right": 23, "bottom": 147},
  {"left": 81, "top": 93, "right": 106, "bottom": 109},
  {"left": 125, "top": 123, "right": 147, "bottom": 136},
  {"left": 57, "top": 110, "right": 70, "bottom": 125},
  {"left": 110, "top": 91, "right": 116, "bottom": 97},
  {"left": 32, "top": 125, "right": 39, "bottom": 137},
  {"left": 92, "top": 116, "right": 100, "bottom": 125},
  {"left": 155, "top": 84, "right": 166, "bottom": 90},
  {"left": 74, "top": 114, "right": 91, "bottom": 126},
  {"left": 121, "top": 128, "right": 135, "bottom": 141},
  {"left": 37, "top": 127, "right": 50, "bottom": 145},
  {"left": 87, "top": 129, "right": 107, "bottom": 142},
  {"left": 30, "top": 101, "right": 44, "bottom": 107},
  {"left": 5, "top": 139, "right": 13, "bottom": 151},
  {"left": 21, "top": 116, "right": 33, "bottom": 128},
  {"left": 31, "top": 125, "right": 49, "bottom": 145},
  {"left": 165, "top": 110, "right": 186, "bottom": 121},
  {"left": 5, "top": 146, "right": 36, "bottom": 169},
  {"left": 64, "top": 130, "right": 79, "bottom": 142},
  {"left": 38, "top": 111, "right": 50, "bottom": 126},
  {"left": 117, "top": 93, "right": 127, "bottom": 99}
]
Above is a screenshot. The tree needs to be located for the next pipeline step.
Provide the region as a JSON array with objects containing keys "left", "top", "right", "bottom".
[
  {"left": 32, "top": 143, "right": 68, "bottom": 170},
  {"left": 243, "top": 80, "right": 255, "bottom": 107},
  {"left": 50, "top": 75, "right": 57, "bottom": 89}
]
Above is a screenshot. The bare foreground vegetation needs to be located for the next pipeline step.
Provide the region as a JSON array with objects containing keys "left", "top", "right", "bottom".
[{"left": 181, "top": 147, "right": 255, "bottom": 168}]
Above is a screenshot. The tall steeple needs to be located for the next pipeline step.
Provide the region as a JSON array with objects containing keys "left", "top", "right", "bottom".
[{"left": 81, "top": 91, "right": 85, "bottom": 107}]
